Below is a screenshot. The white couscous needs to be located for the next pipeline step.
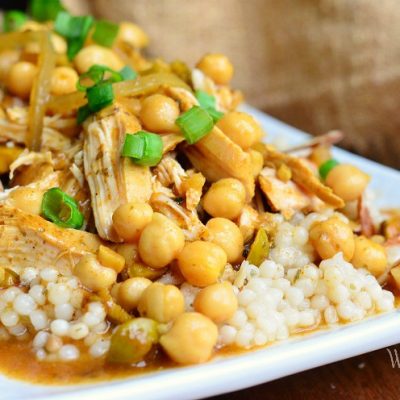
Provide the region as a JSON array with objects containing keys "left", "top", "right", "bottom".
[{"left": 0, "top": 0, "right": 399, "bottom": 384}]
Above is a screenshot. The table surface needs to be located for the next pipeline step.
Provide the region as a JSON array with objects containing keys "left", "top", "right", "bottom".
[{"left": 213, "top": 345, "right": 399, "bottom": 400}]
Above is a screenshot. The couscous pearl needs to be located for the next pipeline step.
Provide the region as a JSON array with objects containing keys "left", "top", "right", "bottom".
[
  {"left": 30, "top": 310, "right": 49, "bottom": 330},
  {"left": 82, "top": 312, "right": 102, "bottom": 327},
  {"left": 33, "top": 331, "right": 50, "bottom": 348},
  {"left": 293, "top": 226, "right": 308, "bottom": 246},
  {"left": 91, "top": 321, "right": 109, "bottom": 334},
  {"left": 54, "top": 303, "right": 74, "bottom": 321},
  {"left": 13, "top": 294, "right": 37, "bottom": 315},
  {"left": 84, "top": 333, "right": 99, "bottom": 347},
  {"left": 40, "top": 268, "right": 58, "bottom": 282},
  {"left": 50, "top": 319, "right": 70, "bottom": 336},
  {"left": 2, "top": 287, "right": 21, "bottom": 303},
  {"left": 69, "top": 323, "right": 89, "bottom": 340},
  {"left": 0, "top": 327, "right": 10, "bottom": 341},
  {"left": 337, "top": 301, "right": 357, "bottom": 321},
  {"left": 88, "top": 302, "right": 105, "bottom": 317},
  {"left": 259, "top": 260, "right": 278, "bottom": 278},
  {"left": 28, "top": 285, "right": 46, "bottom": 305},
  {"left": 36, "top": 349, "right": 47, "bottom": 360},
  {"left": 237, "top": 289, "right": 256, "bottom": 307},
  {"left": 89, "top": 339, "right": 110, "bottom": 358},
  {"left": 58, "top": 344, "right": 80, "bottom": 361},
  {"left": 298, "top": 310, "right": 315, "bottom": 327},
  {"left": 8, "top": 323, "right": 27, "bottom": 336},
  {"left": 48, "top": 284, "right": 71, "bottom": 305},
  {"left": 0, "top": 301, "right": 7, "bottom": 313},
  {"left": 235, "top": 329, "right": 253, "bottom": 347},
  {"left": 67, "top": 277, "right": 79, "bottom": 289},
  {"left": 1, "top": 310, "right": 19, "bottom": 327},
  {"left": 310, "top": 294, "right": 329, "bottom": 311},
  {"left": 219, "top": 325, "right": 237, "bottom": 345},
  {"left": 286, "top": 287, "right": 304, "bottom": 307},
  {"left": 253, "top": 330, "right": 268, "bottom": 346},
  {"left": 276, "top": 325, "right": 289, "bottom": 340},
  {"left": 328, "top": 284, "right": 349, "bottom": 304},
  {"left": 354, "top": 291, "right": 372, "bottom": 310},
  {"left": 20, "top": 267, "right": 39, "bottom": 285},
  {"left": 228, "top": 309, "right": 248, "bottom": 328},
  {"left": 324, "top": 306, "right": 338, "bottom": 324}
]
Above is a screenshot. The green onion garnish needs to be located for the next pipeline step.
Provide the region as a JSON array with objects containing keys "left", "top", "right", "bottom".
[
  {"left": 76, "top": 104, "right": 92, "bottom": 124},
  {"left": 30, "top": 0, "right": 64, "bottom": 22},
  {"left": 194, "top": 90, "right": 224, "bottom": 123},
  {"left": 41, "top": 187, "right": 84, "bottom": 229},
  {"left": 176, "top": 106, "right": 214, "bottom": 144},
  {"left": 76, "top": 64, "right": 123, "bottom": 92},
  {"left": 119, "top": 65, "right": 137, "bottom": 81},
  {"left": 319, "top": 159, "right": 339, "bottom": 180},
  {"left": 92, "top": 20, "right": 119, "bottom": 48},
  {"left": 206, "top": 107, "right": 224, "bottom": 123},
  {"left": 87, "top": 82, "right": 114, "bottom": 112},
  {"left": 55, "top": 11, "right": 94, "bottom": 60},
  {"left": 3, "top": 10, "right": 27, "bottom": 32},
  {"left": 122, "top": 131, "right": 163, "bottom": 166},
  {"left": 195, "top": 90, "right": 216, "bottom": 109}
]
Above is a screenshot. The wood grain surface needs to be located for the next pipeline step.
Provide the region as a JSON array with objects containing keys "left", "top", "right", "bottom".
[{"left": 213, "top": 345, "right": 400, "bottom": 400}]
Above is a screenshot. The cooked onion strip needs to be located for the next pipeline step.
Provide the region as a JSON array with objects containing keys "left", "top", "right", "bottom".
[
  {"left": 27, "top": 31, "right": 56, "bottom": 151},
  {"left": 46, "top": 72, "right": 191, "bottom": 115}
]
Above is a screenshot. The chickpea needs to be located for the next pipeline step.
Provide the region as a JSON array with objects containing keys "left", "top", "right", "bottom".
[
  {"left": 0, "top": 50, "right": 20, "bottom": 82},
  {"left": 196, "top": 53, "right": 234, "bottom": 85},
  {"left": 325, "top": 164, "right": 370, "bottom": 202},
  {"left": 138, "top": 282, "right": 185, "bottom": 323},
  {"left": 112, "top": 202, "right": 153, "bottom": 242},
  {"left": 7, "top": 61, "right": 38, "bottom": 99},
  {"left": 194, "top": 282, "right": 238, "bottom": 323},
  {"left": 117, "top": 22, "right": 149, "bottom": 48},
  {"left": 8, "top": 187, "right": 43, "bottom": 215},
  {"left": 309, "top": 217, "right": 355, "bottom": 261},
  {"left": 217, "top": 112, "right": 263, "bottom": 149},
  {"left": 352, "top": 236, "right": 387, "bottom": 277},
  {"left": 178, "top": 241, "right": 227, "bottom": 287},
  {"left": 204, "top": 218, "right": 243, "bottom": 263},
  {"left": 140, "top": 94, "right": 180, "bottom": 133},
  {"left": 117, "top": 277, "right": 151, "bottom": 311},
  {"left": 74, "top": 255, "right": 117, "bottom": 291},
  {"left": 50, "top": 66, "right": 79, "bottom": 96},
  {"left": 160, "top": 312, "right": 218, "bottom": 364},
  {"left": 248, "top": 149, "right": 264, "bottom": 177},
  {"left": 203, "top": 178, "right": 246, "bottom": 220},
  {"left": 138, "top": 213, "right": 185, "bottom": 269},
  {"left": 74, "top": 45, "right": 124, "bottom": 74}
]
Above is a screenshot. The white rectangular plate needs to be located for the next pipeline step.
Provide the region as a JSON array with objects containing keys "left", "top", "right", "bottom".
[{"left": 2, "top": 106, "right": 400, "bottom": 400}]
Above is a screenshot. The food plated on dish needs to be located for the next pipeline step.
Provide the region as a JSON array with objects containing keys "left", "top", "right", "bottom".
[{"left": 0, "top": 0, "right": 400, "bottom": 386}]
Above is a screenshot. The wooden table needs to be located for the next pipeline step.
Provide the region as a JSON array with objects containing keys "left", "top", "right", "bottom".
[{"left": 214, "top": 345, "right": 399, "bottom": 399}]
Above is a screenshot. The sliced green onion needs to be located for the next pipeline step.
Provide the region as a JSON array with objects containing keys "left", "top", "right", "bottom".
[
  {"left": 41, "top": 187, "right": 84, "bottom": 229},
  {"left": 176, "top": 106, "right": 214, "bottom": 144},
  {"left": 205, "top": 107, "right": 224, "bottom": 123},
  {"left": 3, "top": 11, "right": 27, "bottom": 32},
  {"left": 92, "top": 20, "right": 119, "bottom": 48},
  {"left": 77, "top": 64, "right": 123, "bottom": 92},
  {"left": 319, "top": 159, "right": 339, "bottom": 180},
  {"left": 195, "top": 90, "right": 216, "bottom": 109},
  {"left": 76, "top": 104, "right": 92, "bottom": 124},
  {"left": 55, "top": 12, "right": 94, "bottom": 60},
  {"left": 87, "top": 82, "right": 114, "bottom": 112},
  {"left": 119, "top": 65, "right": 137, "bottom": 81},
  {"left": 30, "top": 0, "right": 64, "bottom": 22},
  {"left": 122, "top": 131, "right": 163, "bottom": 166}
]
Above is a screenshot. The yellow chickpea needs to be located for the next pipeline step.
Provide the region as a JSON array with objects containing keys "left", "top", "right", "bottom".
[
  {"left": 217, "top": 112, "right": 263, "bottom": 149},
  {"left": 204, "top": 218, "right": 243, "bottom": 263},
  {"left": 203, "top": 178, "right": 246, "bottom": 220},
  {"left": 117, "top": 22, "right": 149, "bottom": 48},
  {"left": 74, "top": 45, "right": 124, "bottom": 74},
  {"left": 138, "top": 213, "right": 185, "bottom": 269},
  {"left": 74, "top": 255, "right": 117, "bottom": 291},
  {"left": 112, "top": 202, "right": 153, "bottom": 242},
  {"left": 117, "top": 277, "right": 151, "bottom": 311},
  {"left": 138, "top": 282, "right": 185, "bottom": 323},
  {"left": 140, "top": 94, "right": 180, "bottom": 133},
  {"left": 8, "top": 187, "right": 43, "bottom": 215},
  {"left": 352, "top": 236, "right": 387, "bottom": 277},
  {"left": 248, "top": 149, "right": 264, "bottom": 177},
  {"left": 7, "top": 61, "right": 38, "bottom": 99},
  {"left": 50, "top": 66, "right": 79, "bottom": 96},
  {"left": 178, "top": 241, "right": 227, "bottom": 287},
  {"left": 160, "top": 312, "right": 218, "bottom": 364},
  {"left": 194, "top": 282, "right": 238, "bottom": 323},
  {"left": 196, "top": 53, "right": 234, "bottom": 85},
  {"left": 0, "top": 50, "right": 20, "bottom": 82},
  {"left": 325, "top": 164, "right": 370, "bottom": 202},
  {"left": 309, "top": 217, "right": 355, "bottom": 261}
]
